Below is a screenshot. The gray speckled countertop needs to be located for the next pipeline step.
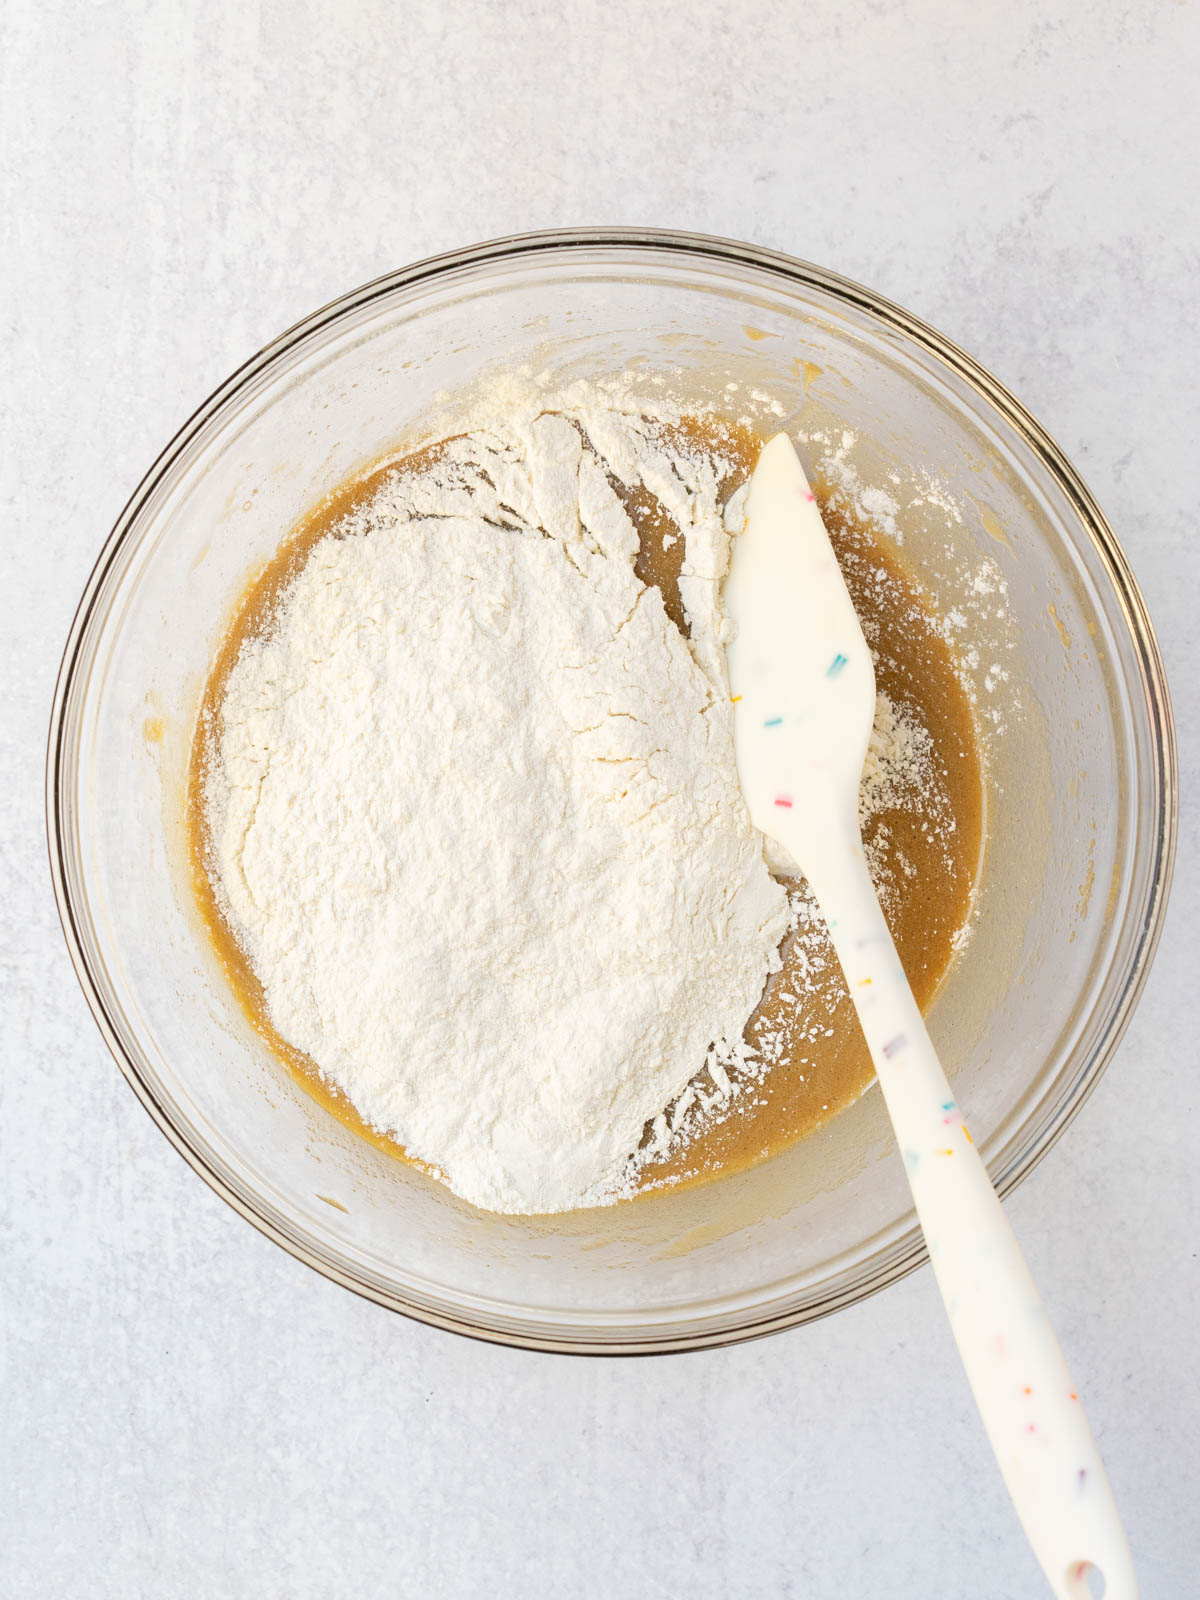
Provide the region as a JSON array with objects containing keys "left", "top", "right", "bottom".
[{"left": 3, "top": 3, "right": 1197, "bottom": 1596}]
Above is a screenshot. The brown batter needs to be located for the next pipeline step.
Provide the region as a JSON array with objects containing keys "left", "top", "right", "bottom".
[{"left": 188, "top": 411, "right": 983, "bottom": 1206}]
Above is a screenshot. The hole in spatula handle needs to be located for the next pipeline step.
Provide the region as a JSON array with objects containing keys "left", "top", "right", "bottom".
[{"left": 1066, "top": 1561, "right": 1106, "bottom": 1598}]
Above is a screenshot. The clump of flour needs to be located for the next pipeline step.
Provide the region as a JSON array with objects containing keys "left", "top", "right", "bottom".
[{"left": 203, "top": 386, "right": 792, "bottom": 1215}]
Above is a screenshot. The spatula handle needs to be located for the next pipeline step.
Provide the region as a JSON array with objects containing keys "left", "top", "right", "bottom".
[{"left": 800, "top": 813, "right": 1138, "bottom": 1600}]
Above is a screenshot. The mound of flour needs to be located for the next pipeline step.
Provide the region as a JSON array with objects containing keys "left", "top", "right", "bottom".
[{"left": 203, "top": 390, "right": 791, "bottom": 1214}]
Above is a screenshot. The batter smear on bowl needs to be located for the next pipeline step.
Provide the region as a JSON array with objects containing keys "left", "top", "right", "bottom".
[{"left": 189, "top": 379, "right": 983, "bottom": 1215}]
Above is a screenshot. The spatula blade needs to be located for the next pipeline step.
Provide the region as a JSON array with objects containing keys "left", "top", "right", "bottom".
[{"left": 723, "top": 433, "right": 877, "bottom": 859}]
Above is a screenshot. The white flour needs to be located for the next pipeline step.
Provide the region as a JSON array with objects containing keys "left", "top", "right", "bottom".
[
  {"left": 202, "top": 383, "right": 953, "bottom": 1215},
  {"left": 204, "top": 389, "right": 791, "bottom": 1214}
]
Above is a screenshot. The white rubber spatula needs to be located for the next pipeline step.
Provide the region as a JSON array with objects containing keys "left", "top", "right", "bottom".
[{"left": 724, "top": 433, "right": 1137, "bottom": 1600}]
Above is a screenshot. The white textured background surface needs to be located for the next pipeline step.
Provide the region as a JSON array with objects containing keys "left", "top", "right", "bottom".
[{"left": 2, "top": 3, "right": 1197, "bottom": 1596}]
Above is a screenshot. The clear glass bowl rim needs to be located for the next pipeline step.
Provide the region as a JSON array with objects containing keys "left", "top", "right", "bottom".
[{"left": 46, "top": 226, "right": 1178, "bottom": 1355}]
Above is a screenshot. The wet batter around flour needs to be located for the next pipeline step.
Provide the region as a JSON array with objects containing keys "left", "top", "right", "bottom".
[{"left": 188, "top": 405, "right": 984, "bottom": 1208}]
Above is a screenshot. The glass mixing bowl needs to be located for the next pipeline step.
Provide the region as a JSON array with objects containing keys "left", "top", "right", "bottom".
[{"left": 47, "top": 229, "right": 1175, "bottom": 1352}]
